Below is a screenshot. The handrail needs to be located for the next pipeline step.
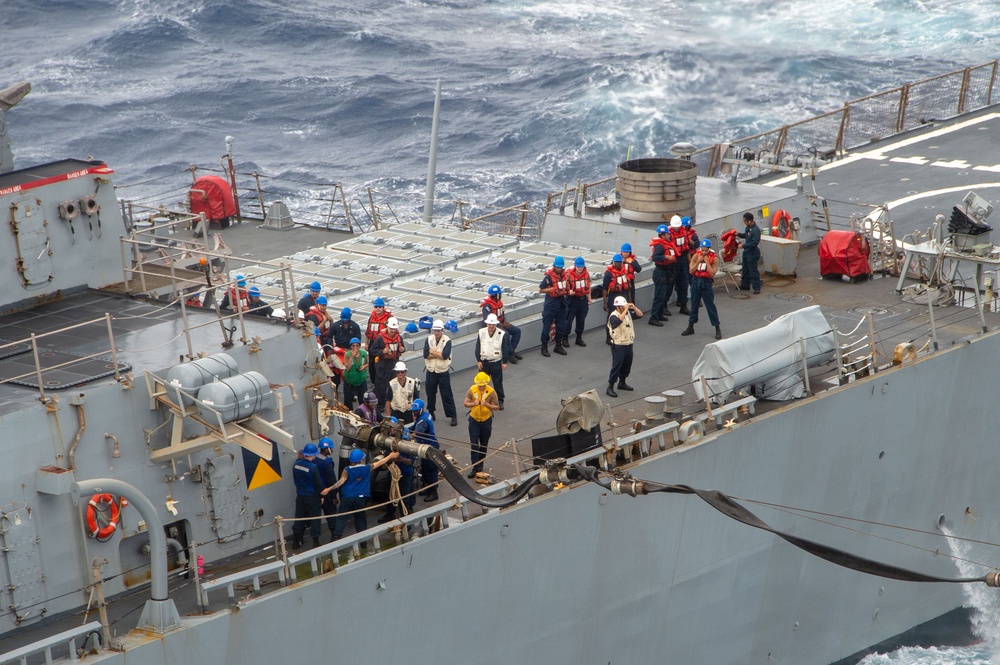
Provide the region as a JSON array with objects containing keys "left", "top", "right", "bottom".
[{"left": 0, "top": 621, "right": 102, "bottom": 664}]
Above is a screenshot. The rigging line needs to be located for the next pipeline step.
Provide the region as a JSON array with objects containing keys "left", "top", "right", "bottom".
[
  {"left": 115, "top": 169, "right": 191, "bottom": 188},
  {"left": 574, "top": 468, "right": 989, "bottom": 585},
  {"left": 736, "top": 497, "right": 1000, "bottom": 550},
  {"left": 746, "top": 500, "right": 998, "bottom": 573}
]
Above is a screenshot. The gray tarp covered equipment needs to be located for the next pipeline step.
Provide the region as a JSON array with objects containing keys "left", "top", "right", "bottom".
[
  {"left": 692, "top": 305, "right": 835, "bottom": 402},
  {"left": 556, "top": 389, "right": 604, "bottom": 434}
]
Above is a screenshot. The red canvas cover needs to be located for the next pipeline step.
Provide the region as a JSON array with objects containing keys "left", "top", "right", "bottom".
[
  {"left": 819, "top": 230, "right": 871, "bottom": 278},
  {"left": 189, "top": 175, "right": 237, "bottom": 221}
]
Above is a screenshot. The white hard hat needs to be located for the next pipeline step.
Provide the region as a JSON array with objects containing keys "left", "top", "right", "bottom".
[
  {"left": 432, "top": 319, "right": 444, "bottom": 330},
  {"left": 670, "top": 215, "right": 682, "bottom": 228},
  {"left": 484, "top": 314, "right": 500, "bottom": 325},
  {"left": 393, "top": 361, "right": 407, "bottom": 372},
  {"left": 613, "top": 296, "right": 628, "bottom": 307},
  {"left": 386, "top": 317, "right": 399, "bottom": 330}
]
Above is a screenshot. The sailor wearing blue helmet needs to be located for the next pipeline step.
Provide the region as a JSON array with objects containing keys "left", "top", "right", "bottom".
[
  {"left": 565, "top": 256, "right": 591, "bottom": 348},
  {"left": 332, "top": 306, "right": 361, "bottom": 356},
  {"left": 220, "top": 274, "right": 250, "bottom": 311},
  {"left": 618, "top": 242, "right": 642, "bottom": 303},
  {"left": 538, "top": 255, "right": 571, "bottom": 356},
  {"left": 245, "top": 286, "right": 274, "bottom": 318},
  {"left": 304, "top": 294, "right": 332, "bottom": 346},
  {"left": 410, "top": 398, "right": 443, "bottom": 502},
  {"left": 602, "top": 253, "right": 632, "bottom": 343},
  {"left": 480, "top": 285, "right": 522, "bottom": 363},
  {"left": 682, "top": 238, "right": 722, "bottom": 340},
  {"left": 328, "top": 445, "right": 398, "bottom": 544},
  {"left": 342, "top": 335, "right": 368, "bottom": 409},
  {"left": 314, "top": 438, "right": 339, "bottom": 537},
  {"left": 649, "top": 223, "right": 680, "bottom": 327},
  {"left": 291, "top": 442, "right": 324, "bottom": 549},
  {"left": 297, "top": 280, "right": 322, "bottom": 316},
  {"left": 365, "top": 297, "right": 393, "bottom": 385}
]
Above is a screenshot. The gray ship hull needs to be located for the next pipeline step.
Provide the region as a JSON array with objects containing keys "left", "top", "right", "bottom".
[{"left": 42, "top": 326, "right": 993, "bottom": 665}]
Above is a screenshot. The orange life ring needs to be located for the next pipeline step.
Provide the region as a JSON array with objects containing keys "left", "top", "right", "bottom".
[
  {"left": 771, "top": 210, "right": 793, "bottom": 239},
  {"left": 86, "top": 493, "right": 122, "bottom": 540}
]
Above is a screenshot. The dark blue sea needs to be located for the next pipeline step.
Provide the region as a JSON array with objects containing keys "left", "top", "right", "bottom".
[{"left": 4, "top": 0, "right": 1000, "bottom": 661}]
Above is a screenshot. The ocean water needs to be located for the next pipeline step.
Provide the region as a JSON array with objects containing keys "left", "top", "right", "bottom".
[{"left": 3, "top": 1, "right": 1000, "bottom": 662}]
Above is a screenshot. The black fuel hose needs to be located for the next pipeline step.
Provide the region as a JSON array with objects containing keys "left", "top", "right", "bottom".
[
  {"left": 571, "top": 465, "right": 993, "bottom": 586},
  {"left": 426, "top": 447, "right": 540, "bottom": 508}
]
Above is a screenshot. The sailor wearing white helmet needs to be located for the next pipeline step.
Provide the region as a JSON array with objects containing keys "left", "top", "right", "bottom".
[
  {"left": 423, "top": 319, "right": 458, "bottom": 426},
  {"left": 385, "top": 360, "right": 420, "bottom": 424},
  {"left": 606, "top": 295, "right": 643, "bottom": 398},
  {"left": 370, "top": 315, "right": 404, "bottom": 410},
  {"left": 476, "top": 313, "right": 510, "bottom": 410},
  {"left": 668, "top": 214, "right": 692, "bottom": 316}
]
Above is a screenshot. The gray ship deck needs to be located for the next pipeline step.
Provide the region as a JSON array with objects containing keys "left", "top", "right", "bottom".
[{"left": 5, "top": 104, "right": 1000, "bottom": 664}]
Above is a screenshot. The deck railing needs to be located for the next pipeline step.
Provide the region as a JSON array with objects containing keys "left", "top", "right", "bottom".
[{"left": 693, "top": 60, "right": 998, "bottom": 179}]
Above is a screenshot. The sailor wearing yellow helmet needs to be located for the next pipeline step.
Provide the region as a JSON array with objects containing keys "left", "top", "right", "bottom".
[{"left": 463, "top": 371, "right": 500, "bottom": 478}]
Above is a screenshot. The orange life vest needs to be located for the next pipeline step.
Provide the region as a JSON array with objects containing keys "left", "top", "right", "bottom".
[
  {"left": 621, "top": 254, "right": 638, "bottom": 283},
  {"left": 649, "top": 237, "right": 678, "bottom": 267},
  {"left": 669, "top": 228, "right": 689, "bottom": 253},
  {"left": 721, "top": 229, "right": 740, "bottom": 263},
  {"left": 544, "top": 268, "right": 570, "bottom": 297},
  {"left": 376, "top": 329, "right": 402, "bottom": 360},
  {"left": 605, "top": 263, "right": 630, "bottom": 292},
  {"left": 691, "top": 250, "right": 716, "bottom": 279},
  {"left": 366, "top": 309, "right": 392, "bottom": 341},
  {"left": 480, "top": 295, "right": 507, "bottom": 323},
  {"left": 565, "top": 267, "right": 590, "bottom": 296}
]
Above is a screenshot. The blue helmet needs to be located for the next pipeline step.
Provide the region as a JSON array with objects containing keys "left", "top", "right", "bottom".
[
  {"left": 411, "top": 398, "right": 424, "bottom": 412},
  {"left": 701, "top": 238, "right": 712, "bottom": 248},
  {"left": 620, "top": 243, "right": 632, "bottom": 253},
  {"left": 340, "top": 307, "right": 352, "bottom": 320},
  {"left": 318, "top": 437, "right": 333, "bottom": 449},
  {"left": 405, "top": 322, "right": 419, "bottom": 333},
  {"left": 553, "top": 256, "right": 565, "bottom": 269},
  {"left": 309, "top": 281, "right": 321, "bottom": 292},
  {"left": 349, "top": 448, "right": 365, "bottom": 463},
  {"left": 302, "top": 443, "right": 319, "bottom": 456},
  {"left": 612, "top": 253, "right": 623, "bottom": 263},
  {"left": 315, "top": 295, "right": 328, "bottom": 306},
  {"left": 444, "top": 320, "right": 459, "bottom": 333},
  {"left": 373, "top": 297, "right": 385, "bottom": 307},
  {"left": 248, "top": 286, "right": 261, "bottom": 297},
  {"left": 487, "top": 284, "right": 502, "bottom": 297},
  {"left": 349, "top": 337, "right": 361, "bottom": 346},
  {"left": 574, "top": 256, "right": 585, "bottom": 268},
  {"left": 390, "top": 416, "right": 399, "bottom": 425},
  {"left": 235, "top": 274, "right": 246, "bottom": 287},
  {"left": 657, "top": 224, "right": 669, "bottom": 234},
  {"left": 682, "top": 216, "right": 692, "bottom": 227}
]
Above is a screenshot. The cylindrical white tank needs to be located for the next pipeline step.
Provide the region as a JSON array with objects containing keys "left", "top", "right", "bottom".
[
  {"left": 165, "top": 353, "right": 239, "bottom": 407},
  {"left": 197, "top": 371, "right": 273, "bottom": 423}
]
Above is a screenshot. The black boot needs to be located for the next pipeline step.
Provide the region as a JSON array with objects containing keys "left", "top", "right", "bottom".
[
  {"left": 715, "top": 326, "right": 722, "bottom": 340},
  {"left": 541, "top": 343, "right": 550, "bottom": 357},
  {"left": 681, "top": 324, "right": 695, "bottom": 336},
  {"left": 606, "top": 383, "right": 618, "bottom": 398},
  {"left": 575, "top": 334, "right": 587, "bottom": 347},
  {"left": 648, "top": 317, "right": 663, "bottom": 327},
  {"left": 561, "top": 336, "right": 570, "bottom": 348},
  {"left": 292, "top": 535, "right": 302, "bottom": 550},
  {"left": 553, "top": 342, "right": 567, "bottom": 356},
  {"left": 423, "top": 491, "right": 439, "bottom": 502},
  {"left": 508, "top": 354, "right": 518, "bottom": 364},
  {"left": 512, "top": 350, "right": 523, "bottom": 360},
  {"left": 618, "top": 381, "right": 634, "bottom": 391},
  {"left": 450, "top": 415, "right": 458, "bottom": 426},
  {"left": 679, "top": 303, "right": 690, "bottom": 315},
  {"left": 661, "top": 307, "right": 672, "bottom": 317}
]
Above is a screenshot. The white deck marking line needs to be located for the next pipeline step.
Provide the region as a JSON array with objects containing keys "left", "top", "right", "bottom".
[{"left": 766, "top": 112, "right": 1000, "bottom": 186}]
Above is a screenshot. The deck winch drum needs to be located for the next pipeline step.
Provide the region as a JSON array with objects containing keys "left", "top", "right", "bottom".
[
  {"left": 197, "top": 371, "right": 273, "bottom": 423},
  {"left": 616, "top": 158, "right": 697, "bottom": 223},
  {"left": 165, "top": 353, "right": 240, "bottom": 407}
]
